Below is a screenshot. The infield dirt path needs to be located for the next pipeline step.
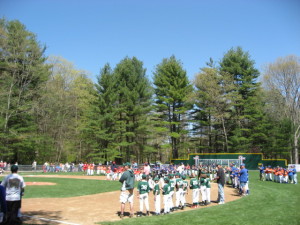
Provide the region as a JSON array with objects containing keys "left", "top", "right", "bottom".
[{"left": 21, "top": 175, "right": 241, "bottom": 225}]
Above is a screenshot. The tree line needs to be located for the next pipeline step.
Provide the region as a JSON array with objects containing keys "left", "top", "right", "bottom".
[{"left": 0, "top": 19, "right": 299, "bottom": 165}]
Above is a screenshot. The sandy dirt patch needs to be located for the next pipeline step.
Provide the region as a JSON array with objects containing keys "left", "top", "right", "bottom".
[
  {"left": 21, "top": 176, "right": 241, "bottom": 225},
  {"left": 26, "top": 182, "right": 57, "bottom": 186}
]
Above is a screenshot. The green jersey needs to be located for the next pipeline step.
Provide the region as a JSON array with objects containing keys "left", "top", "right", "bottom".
[
  {"left": 204, "top": 178, "right": 211, "bottom": 188},
  {"left": 200, "top": 177, "right": 205, "bottom": 186},
  {"left": 176, "top": 178, "right": 183, "bottom": 190},
  {"left": 137, "top": 180, "right": 150, "bottom": 194},
  {"left": 153, "top": 183, "right": 160, "bottom": 195},
  {"left": 189, "top": 178, "right": 199, "bottom": 189},
  {"left": 169, "top": 179, "right": 175, "bottom": 191},
  {"left": 163, "top": 183, "right": 171, "bottom": 195},
  {"left": 182, "top": 180, "right": 188, "bottom": 191}
]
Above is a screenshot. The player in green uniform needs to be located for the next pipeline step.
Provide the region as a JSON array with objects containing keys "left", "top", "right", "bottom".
[
  {"left": 137, "top": 174, "right": 150, "bottom": 216},
  {"left": 199, "top": 174, "right": 207, "bottom": 205},
  {"left": 162, "top": 177, "right": 171, "bottom": 214},
  {"left": 169, "top": 174, "right": 175, "bottom": 211},
  {"left": 181, "top": 175, "right": 188, "bottom": 210},
  {"left": 153, "top": 177, "right": 161, "bottom": 215},
  {"left": 204, "top": 173, "right": 211, "bottom": 205},
  {"left": 189, "top": 174, "right": 200, "bottom": 208},
  {"left": 175, "top": 173, "right": 184, "bottom": 210}
]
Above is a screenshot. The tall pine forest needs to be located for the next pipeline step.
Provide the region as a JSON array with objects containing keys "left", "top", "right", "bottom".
[{"left": 0, "top": 19, "right": 299, "bottom": 164}]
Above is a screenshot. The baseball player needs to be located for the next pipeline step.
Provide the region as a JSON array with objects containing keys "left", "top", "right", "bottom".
[
  {"left": 90, "top": 163, "right": 94, "bottom": 176},
  {"left": 153, "top": 177, "right": 161, "bottom": 215},
  {"left": 203, "top": 173, "right": 211, "bottom": 205},
  {"left": 106, "top": 166, "right": 111, "bottom": 180},
  {"left": 168, "top": 174, "right": 175, "bottom": 211},
  {"left": 189, "top": 173, "right": 200, "bottom": 208},
  {"left": 137, "top": 174, "right": 150, "bottom": 217},
  {"left": 283, "top": 169, "right": 288, "bottom": 183},
  {"left": 175, "top": 173, "right": 184, "bottom": 210},
  {"left": 181, "top": 175, "right": 188, "bottom": 209},
  {"left": 162, "top": 177, "right": 171, "bottom": 214},
  {"left": 292, "top": 165, "right": 298, "bottom": 184},
  {"left": 87, "top": 164, "right": 91, "bottom": 176},
  {"left": 199, "top": 174, "right": 207, "bottom": 206}
]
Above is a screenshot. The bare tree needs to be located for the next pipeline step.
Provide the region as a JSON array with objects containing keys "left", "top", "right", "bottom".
[{"left": 263, "top": 55, "right": 300, "bottom": 164}]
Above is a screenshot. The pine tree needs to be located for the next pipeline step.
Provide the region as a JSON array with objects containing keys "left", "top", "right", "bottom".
[
  {"left": 219, "top": 47, "right": 263, "bottom": 152},
  {"left": 95, "top": 57, "right": 153, "bottom": 163},
  {"left": 153, "top": 56, "right": 192, "bottom": 159}
]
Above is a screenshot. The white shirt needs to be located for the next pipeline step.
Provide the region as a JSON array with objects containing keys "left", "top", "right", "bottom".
[
  {"left": 1, "top": 173, "right": 26, "bottom": 201},
  {"left": 177, "top": 165, "right": 183, "bottom": 174}
]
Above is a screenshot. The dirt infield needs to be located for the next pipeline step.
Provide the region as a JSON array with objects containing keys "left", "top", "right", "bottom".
[
  {"left": 26, "top": 182, "right": 57, "bottom": 186},
  {"left": 21, "top": 175, "right": 241, "bottom": 225}
]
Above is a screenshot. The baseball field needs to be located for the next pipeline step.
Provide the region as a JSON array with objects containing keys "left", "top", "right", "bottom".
[{"left": 1, "top": 171, "right": 298, "bottom": 225}]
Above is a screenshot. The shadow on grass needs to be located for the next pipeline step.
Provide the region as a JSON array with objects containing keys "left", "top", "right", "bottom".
[{"left": 22, "top": 210, "right": 65, "bottom": 225}]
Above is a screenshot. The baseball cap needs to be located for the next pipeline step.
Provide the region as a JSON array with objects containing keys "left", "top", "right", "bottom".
[
  {"left": 11, "top": 164, "right": 18, "bottom": 172},
  {"left": 240, "top": 163, "right": 245, "bottom": 167},
  {"left": 175, "top": 172, "right": 181, "bottom": 177},
  {"left": 154, "top": 177, "right": 159, "bottom": 181},
  {"left": 142, "top": 174, "right": 147, "bottom": 179},
  {"left": 182, "top": 175, "right": 186, "bottom": 180},
  {"left": 164, "top": 177, "right": 169, "bottom": 182}
]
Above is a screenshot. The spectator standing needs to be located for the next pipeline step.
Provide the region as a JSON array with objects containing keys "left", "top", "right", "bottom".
[
  {"left": 119, "top": 162, "right": 135, "bottom": 219},
  {"left": 1, "top": 165, "right": 25, "bottom": 225},
  {"left": 215, "top": 164, "right": 225, "bottom": 204},
  {"left": 258, "top": 164, "right": 265, "bottom": 181},
  {"left": 32, "top": 161, "right": 37, "bottom": 171},
  {"left": 143, "top": 163, "right": 150, "bottom": 176}
]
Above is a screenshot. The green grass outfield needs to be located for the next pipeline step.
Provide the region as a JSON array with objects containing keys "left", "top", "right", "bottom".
[
  {"left": 23, "top": 177, "right": 120, "bottom": 198},
  {"left": 1, "top": 171, "right": 298, "bottom": 225},
  {"left": 100, "top": 171, "right": 300, "bottom": 225}
]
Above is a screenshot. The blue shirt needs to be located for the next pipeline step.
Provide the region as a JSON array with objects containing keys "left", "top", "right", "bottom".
[
  {"left": 230, "top": 166, "right": 237, "bottom": 174},
  {"left": 292, "top": 168, "right": 297, "bottom": 175},
  {"left": 259, "top": 166, "right": 265, "bottom": 173},
  {"left": 239, "top": 168, "right": 248, "bottom": 183}
]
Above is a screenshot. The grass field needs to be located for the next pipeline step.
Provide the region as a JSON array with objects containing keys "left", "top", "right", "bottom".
[
  {"left": 23, "top": 177, "right": 120, "bottom": 198},
  {"left": 4, "top": 171, "right": 298, "bottom": 225},
  {"left": 99, "top": 171, "right": 300, "bottom": 225}
]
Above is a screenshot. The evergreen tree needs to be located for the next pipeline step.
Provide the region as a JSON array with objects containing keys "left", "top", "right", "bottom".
[
  {"left": 95, "top": 57, "right": 153, "bottom": 163},
  {"left": 219, "top": 47, "right": 263, "bottom": 152},
  {"left": 153, "top": 56, "right": 192, "bottom": 159},
  {"left": 93, "top": 64, "right": 120, "bottom": 163}
]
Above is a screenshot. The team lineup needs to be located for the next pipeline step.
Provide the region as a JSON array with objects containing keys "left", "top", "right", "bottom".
[
  {"left": 117, "top": 162, "right": 249, "bottom": 218},
  {"left": 1, "top": 161, "right": 297, "bottom": 224}
]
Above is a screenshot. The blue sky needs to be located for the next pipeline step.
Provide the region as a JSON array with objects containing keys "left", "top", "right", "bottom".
[{"left": 1, "top": 0, "right": 299, "bottom": 82}]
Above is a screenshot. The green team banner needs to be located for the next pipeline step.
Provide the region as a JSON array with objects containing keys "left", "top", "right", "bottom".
[{"left": 171, "top": 153, "right": 287, "bottom": 170}]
